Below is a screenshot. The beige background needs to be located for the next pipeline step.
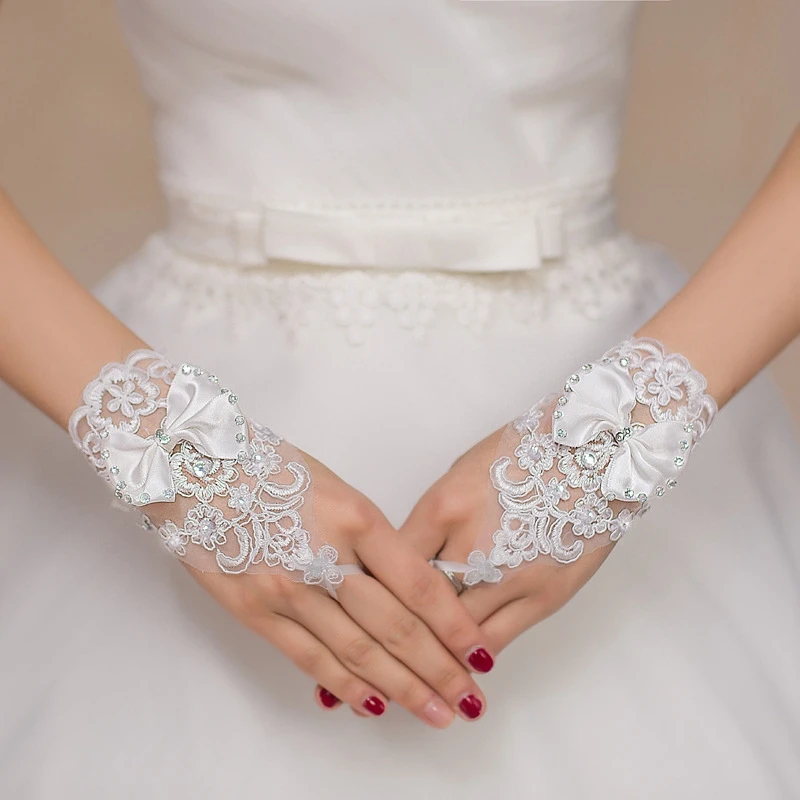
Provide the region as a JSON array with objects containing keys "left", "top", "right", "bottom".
[{"left": 0, "top": 0, "right": 798, "bottom": 423}]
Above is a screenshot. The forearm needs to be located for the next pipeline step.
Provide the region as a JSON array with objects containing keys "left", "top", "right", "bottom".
[
  {"left": 0, "top": 190, "right": 146, "bottom": 429},
  {"left": 638, "top": 126, "right": 800, "bottom": 407}
]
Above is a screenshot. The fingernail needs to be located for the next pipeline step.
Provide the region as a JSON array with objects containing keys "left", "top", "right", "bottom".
[
  {"left": 363, "top": 696, "right": 386, "bottom": 716},
  {"left": 318, "top": 688, "right": 340, "bottom": 709},
  {"left": 467, "top": 647, "right": 494, "bottom": 674},
  {"left": 458, "top": 694, "right": 483, "bottom": 720},
  {"left": 422, "top": 697, "right": 455, "bottom": 729}
]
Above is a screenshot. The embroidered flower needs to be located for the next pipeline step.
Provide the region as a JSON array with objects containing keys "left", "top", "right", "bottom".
[
  {"left": 541, "top": 477, "right": 570, "bottom": 507},
  {"left": 104, "top": 376, "right": 159, "bottom": 419},
  {"left": 608, "top": 508, "right": 636, "bottom": 541},
  {"left": 159, "top": 521, "right": 188, "bottom": 556},
  {"left": 514, "top": 404, "right": 544, "bottom": 435},
  {"left": 569, "top": 493, "right": 613, "bottom": 538},
  {"left": 249, "top": 421, "right": 282, "bottom": 447},
  {"left": 228, "top": 484, "right": 254, "bottom": 514},
  {"left": 557, "top": 431, "right": 615, "bottom": 492},
  {"left": 302, "top": 545, "right": 344, "bottom": 588},
  {"left": 463, "top": 549, "right": 503, "bottom": 586},
  {"left": 240, "top": 438, "right": 282, "bottom": 478},
  {"left": 489, "top": 512, "right": 545, "bottom": 569},
  {"left": 515, "top": 432, "right": 557, "bottom": 474},
  {"left": 170, "top": 442, "right": 238, "bottom": 503},
  {"left": 184, "top": 504, "right": 228, "bottom": 550}
]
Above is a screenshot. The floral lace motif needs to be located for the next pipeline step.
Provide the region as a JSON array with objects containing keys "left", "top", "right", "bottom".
[
  {"left": 68, "top": 350, "right": 354, "bottom": 595},
  {"left": 461, "top": 337, "right": 717, "bottom": 585},
  {"left": 98, "top": 232, "right": 655, "bottom": 346}
]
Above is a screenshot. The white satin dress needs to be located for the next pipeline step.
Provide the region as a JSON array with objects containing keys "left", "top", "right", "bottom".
[{"left": 1, "top": 2, "right": 799, "bottom": 798}]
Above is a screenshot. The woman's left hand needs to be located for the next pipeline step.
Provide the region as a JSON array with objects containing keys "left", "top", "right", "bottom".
[{"left": 398, "top": 428, "right": 615, "bottom": 655}]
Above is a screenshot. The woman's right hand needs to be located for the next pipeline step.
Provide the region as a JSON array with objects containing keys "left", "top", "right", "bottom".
[
  {"left": 69, "top": 350, "right": 494, "bottom": 729},
  {"left": 187, "top": 450, "right": 494, "bottom": 728}
]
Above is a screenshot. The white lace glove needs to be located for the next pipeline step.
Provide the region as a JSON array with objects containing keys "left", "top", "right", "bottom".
[
  {"left": 432, "top": 338, "right": 717, "bottom": 587},
  {"left": 69, "top": 350, "right": 361, "bottom": 597}
]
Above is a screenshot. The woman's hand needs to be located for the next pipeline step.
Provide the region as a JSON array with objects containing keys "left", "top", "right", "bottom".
[
  {"left": 189, "top": 450, "right": 493, "bottom": 728},
  {"left": 400, "top": 338, "right": 717, "bottom": 655},
  {"left": 69, "top": 350, "right": 494, "bottom": 730},
  {"left": 399, "top": 428, "right": 614, "bottom": 654}
]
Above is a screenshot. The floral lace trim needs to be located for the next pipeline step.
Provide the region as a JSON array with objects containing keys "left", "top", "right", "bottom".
[
  {"left": 460, "top": 338, "right": 717, "bottom": 584},
  {"left": 98, "top": 232, "right": 654, "bottom": 345},
  {"left": 68, "top": 350, "right": 355, "bottom": 594}
]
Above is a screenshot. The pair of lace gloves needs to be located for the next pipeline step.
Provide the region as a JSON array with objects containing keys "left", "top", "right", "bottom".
[{"left": 69, "top": 338, "right": 716, "bottom": 599}]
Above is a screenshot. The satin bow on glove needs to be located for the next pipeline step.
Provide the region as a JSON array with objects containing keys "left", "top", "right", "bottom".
[
  {"left": 70, "top": 350, "right": 494, "bottom": 728},
  {"left": 402, "top": 338, "right": 716, "bottom": 655}
]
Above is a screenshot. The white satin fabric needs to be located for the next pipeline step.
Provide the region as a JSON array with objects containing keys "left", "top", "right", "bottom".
[
  {"left": 118, "top": 0, "right": 633, "bottom": 271},
  {"left": 1, "top": 2, "right": 800, "bottom": 799},
  {"left": 557, "top": 363, "right": 690, "bottom": 499}
]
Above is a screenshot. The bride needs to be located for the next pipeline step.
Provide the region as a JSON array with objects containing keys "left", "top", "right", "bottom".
[{"left": 1, "top": 2, "right": 799, "bottom": 798}]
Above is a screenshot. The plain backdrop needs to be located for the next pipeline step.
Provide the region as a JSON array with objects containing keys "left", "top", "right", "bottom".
[{"left": 0, "top": 0, "right": 798, "bottom": 425}]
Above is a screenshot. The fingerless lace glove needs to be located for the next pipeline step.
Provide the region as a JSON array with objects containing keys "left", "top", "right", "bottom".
[
  {"left": 69, "top": 350, "right": 361, "bottom": 597},
  {"left": 435, "top": 338, "right": 717, "bottom": 586}
]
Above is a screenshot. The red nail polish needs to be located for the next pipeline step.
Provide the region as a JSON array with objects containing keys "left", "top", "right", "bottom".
[
  {"left": 459, "top": 694, "right": 483, "bottom": 720},
  {"left": 363, "top": 696, "right": 386, "bottom": 716},
  {"left": 319, "top": 688, "right": 340, "bottom": 708},
  {"left": 467, "top": 647, "right": 494, "bottom": 673}
]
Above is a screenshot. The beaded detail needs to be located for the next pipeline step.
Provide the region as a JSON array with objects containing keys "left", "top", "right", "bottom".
[
  {"left": 453, "top": 338, "right": 717, "bottom": 585},
  {"left": 68, "top": 350, "right": 358, "bottom": 595}
]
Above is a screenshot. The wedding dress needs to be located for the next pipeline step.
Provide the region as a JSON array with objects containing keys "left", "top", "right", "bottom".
[{"left": 2, "top": 1, "right": 799, "bottom": 797}]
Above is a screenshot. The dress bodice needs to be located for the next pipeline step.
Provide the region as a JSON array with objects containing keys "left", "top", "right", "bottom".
[{"left": 117, "top": 0, "right": 638, "bottom": 271}]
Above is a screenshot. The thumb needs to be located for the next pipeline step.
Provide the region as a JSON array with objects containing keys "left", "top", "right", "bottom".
[{"left": 398, "top": 480, "right": 451, "bottom": 561}]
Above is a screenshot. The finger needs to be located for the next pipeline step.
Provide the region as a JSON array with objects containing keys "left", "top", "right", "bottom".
[
  {"left": 356, "top": 521, "right": 497, "bottom": 677},
  {"left": 478, "top": 597, "right": 540, "bottom": 655},
  {"left": 337, "top": 574, "right": 487, "bottom": 722},
  {"left": 399, "top": 486, "right": 450, "bottom": 558},
  {"left": 290, "top": 581, "right": 459, "bottom": 728},
  {"left": 254, "top": 612, "right": 389, "bottom": 718}
]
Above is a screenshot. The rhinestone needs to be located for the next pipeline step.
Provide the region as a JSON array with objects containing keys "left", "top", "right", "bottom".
[
  {"left": 228, "top": 394, "right": 238, "bottom": 404},
  {"left": 114, "top": 490, "right": 123, "bottom": 499},
  {"left": 193, "top": 367, "right": 204, "bottom": 377},
  {"left": 607, "top": 493, "right": 616, "bottom": 502},
  {"left": 569, "top": 374, "right": 580, "bottom": 383},
  {"left": 553, "top": 410, "right": 563, "bottom": 419},
  {"left": 624, "top": 488, "right": 635, "bottom": 499},
  {"left": 235, "top": 415, "right": 245, "bottom": 425},
  {"left": 110, "top": 466, "right": 119, "bottom": 475},
  {"left": 580, "top": 451, "right": 597, "bottom": 469},
  {"left": 236, "top": 433, "right": 246, "bottom": 443},
  {"left": 680, "top": 440, "right": 690, "bottom": 451},
  {"left": 237, "top": 450, "right": 248, "bottom": 461},
  {"left": 674, "top": 456, "right": 685, "bottom": 467},
  {"left": 667, "top": 479, "right": 678, "bottom": 488},
  {"left": 191, "top": 457, "right": 213, "bottom": 478},
  {"left": 181, "top": 364, "right": 192, "bottom": 375},
  {"left": 655, "top": 486, "right": 666, "bottom": 497},
  {"left": 558, "top": 396, "right": 568, "bottom": 406},
  {"left": 637, "top": 493, "right": 648, "bottom": 503},
  {"left": 116, "top": 480, "right": 126, "bottom": 490},
  {"left": 155, "top": 428, "right": 171, "bottom": 446},
  {"left": 99, "top": 430, "right": 109, "bottom": 439},
  {"left": 557, "top": 429, "right": 566, "bottom": 439},
  {"left": 163, "top": 488, "right": 175, "bottom": 500},
  {"left": 208, "top": 374, "right": 219, "bottom": 384},
  {"left": 139, "top": 493, "right": 150, "bottom": 504},
  {"left": 619, "top": 357, "right": 629, "bottom": 367},
  {"left": 684, "top": 423, "right": 694, "bottom": 433},
  {"left": 581, "top": 364, "right": 593, "bottom": 372},
  {"left": 100, "top": 449, "right": 110, "bottom": 459}
]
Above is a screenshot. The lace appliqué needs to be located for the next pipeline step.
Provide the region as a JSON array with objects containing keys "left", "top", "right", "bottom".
[
  {"left": 68, "top": 350, "right": 355, "bottom": 595},
  {"left": 462, "top": 337, "right": 717, "bottom": 585}
]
